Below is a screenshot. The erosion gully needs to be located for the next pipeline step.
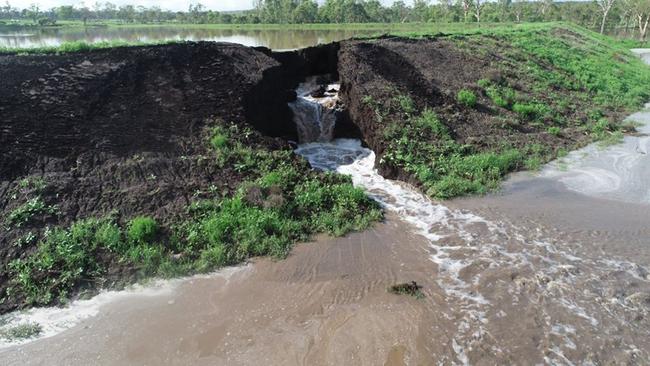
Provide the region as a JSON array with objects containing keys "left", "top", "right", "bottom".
[{"left": 2, "top": 61, "right": 650, "bottom": 366}]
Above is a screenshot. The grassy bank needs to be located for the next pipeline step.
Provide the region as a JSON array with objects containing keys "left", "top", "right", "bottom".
[
  {"left": 4, "top": 120, "right": 381, "bottom": 311},
  {"left": 364, "top": 23, "right": 650, "bottom": 199}
]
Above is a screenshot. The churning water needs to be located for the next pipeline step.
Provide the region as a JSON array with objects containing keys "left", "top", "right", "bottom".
[
  {"left": 295, "top": 138, "right": 650, "bottom": 364},
  {"left": 292, "top": 79, "right": 650, "bottom": 363},
  {"left": 288, "top": 77, "right": 340, "bottom": 143}
]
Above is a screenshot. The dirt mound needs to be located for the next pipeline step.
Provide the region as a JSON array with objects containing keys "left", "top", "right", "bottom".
[
  {"left": 335, "top": 36, "right": 599, "bottom": 184},
  {"left": 0, "top": 42, "right": 308, "bottom": 313}
]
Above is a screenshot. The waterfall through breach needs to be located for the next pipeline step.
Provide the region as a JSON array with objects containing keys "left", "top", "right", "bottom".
[{"left": 289, "top": 76, "right": 340, "bottom": 143}]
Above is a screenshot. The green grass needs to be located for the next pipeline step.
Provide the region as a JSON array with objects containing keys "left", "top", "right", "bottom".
[
  {"left": 5, "top": 120, "right": 382, "bottom": 308},
  {"left": 371, "top": 23, "right": 650, "bottom": 199},
  {"left": 457, "top": 89, "right": 477, "bottom": 107},
  {"left": 0, "top": 40, "right": 179, "bottom": 55}
]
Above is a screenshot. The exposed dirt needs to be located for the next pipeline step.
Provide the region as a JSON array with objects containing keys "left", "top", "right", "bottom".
[
  {"left": 0, "top": 42, "right": 313, "bottom": 314},
  {"left": 335, "top": 36, "right": 623, "bottom": 182}
]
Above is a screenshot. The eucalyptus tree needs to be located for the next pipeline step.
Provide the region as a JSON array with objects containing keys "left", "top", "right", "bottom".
[{"left": 597, "top": 0, "right": 616, "bottom": 33}]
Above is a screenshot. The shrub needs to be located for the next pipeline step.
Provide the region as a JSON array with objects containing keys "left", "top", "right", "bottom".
[
  {"left": 0, "top": 323, "right": 42, "bottom": 341},
  {"left": 512, "top": 102, "right": 548, "bottom": 120},
  {"left": 210, "top": 133, "right": 228, "bottom": 149},
  {"left": 414, "top": 108, "right": 449, "bottom": 139},
  {"left": 547, "top": 126, "right": 562, "bottom": 136},
  {"left": 7, "top": 219, "right": 105, "bottom": 306},
  {"left": 394, "top": 95, "right": 415, "bottom": 114},
  {"left": 457, "top": 89, "right": 477, "bottom": 107},
  {"left": 127, "top": 216, "right": 158, "bottom": 244}
]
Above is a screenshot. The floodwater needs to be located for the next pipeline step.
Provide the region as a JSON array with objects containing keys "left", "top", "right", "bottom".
[
  {"left": 0, "top": 26, "right": 384, "bottom": 50},
  {"left": 1, "top": 53, "right": 650, "bottom": 365}
]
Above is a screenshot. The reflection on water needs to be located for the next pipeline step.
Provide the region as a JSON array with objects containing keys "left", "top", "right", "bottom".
[{"left": 0, "top": 26, "right": 384, "bottom": 50}]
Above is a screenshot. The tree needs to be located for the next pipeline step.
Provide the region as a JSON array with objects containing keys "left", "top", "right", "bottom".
[
  {"left": 597, "top": 0, "right": 616, "bottom": 33},
  {"left": 538, "top": 0, "right": 553, "bottom": 19},
  {"left": 26, "top": 3, "right": 40, "bottom": 23},
  {"left": 459, "top": 0, "right": 472, "bottom": 21},
  {"left": 474, "top": 0, "right": 485, "bottom": 23},
  {"left": 292, "top": 0, "right": 317, "bottom": 23},
  {"left": 629, "top": 0, "right": 650, "bottom": 41},
  {"left": 513, "top": 0, "right": 526, "bottom": 22}
]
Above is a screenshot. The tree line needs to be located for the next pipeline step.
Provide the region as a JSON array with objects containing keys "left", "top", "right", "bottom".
[{"left": 1, "top": 0, "right": 649, "bottom": 40}]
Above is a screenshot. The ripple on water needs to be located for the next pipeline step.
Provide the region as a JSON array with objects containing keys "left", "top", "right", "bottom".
[
  {"left": 296, "top": 138, "right": 650, "bottom": 363},
  {"left": 542, "top": 106, "right": 650, "bottom": 204}
]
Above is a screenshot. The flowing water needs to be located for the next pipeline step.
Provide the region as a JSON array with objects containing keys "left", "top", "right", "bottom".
[
  {"left": 288, "top": 77, "right": 340, "bottom": 143},
  {"left": 2, "top": 65, "right": 650, "bottom": 364},
  {"left": 541, "top": 104, "right": 650, "bottom": 203}
]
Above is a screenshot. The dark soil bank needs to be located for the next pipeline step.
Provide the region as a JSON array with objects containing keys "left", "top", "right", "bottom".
[{"left": 0, "top": 42, "right": 343, "bottom": 313}]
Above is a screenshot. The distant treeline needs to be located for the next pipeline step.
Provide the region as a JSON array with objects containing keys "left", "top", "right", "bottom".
[{"left": 1, "top": 0, "right": 649, "bottom": 39}]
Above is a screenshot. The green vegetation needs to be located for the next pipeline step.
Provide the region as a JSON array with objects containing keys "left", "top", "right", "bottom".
[
  {"left": 0, "top": 40, "right": 178, "bottom": 55},
  {"left": 5, "top": 121, "right": 382, "bottom": 308},
  {"left": 372, "top": 24, "right": 650, "bottom": 199},
  {"left": 0, "top": 322, "right": 43, "bottom": 341},
  {"left": 2, "top": 1, "right": 649, "bottom": 43},
  {"left": 457, "top": 89, "right": 477, "bottom": 108},
  {"left": 6, "top": 197, "right": 57, "bottom": 228}
]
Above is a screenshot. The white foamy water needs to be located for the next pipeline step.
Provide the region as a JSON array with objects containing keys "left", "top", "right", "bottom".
[
  {"left": 289, "top": 77, "right": 340, "bottom": 143},
  {"left": 0, "top": 266, "right": 249, "bottom": 349},
  {"left": 541, "top": 105, "right": 650, "bottom": 204},
  {"left": 296, "top": 139, "right": 650, "bottom": 364}
]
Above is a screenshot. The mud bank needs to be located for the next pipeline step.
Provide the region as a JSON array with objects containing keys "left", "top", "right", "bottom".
[{"left": 0, "top": 41, "right": 353, "bottom": 315}]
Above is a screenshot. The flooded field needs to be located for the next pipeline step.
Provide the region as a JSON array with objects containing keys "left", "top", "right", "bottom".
[{"left": 0, "top": 26, "right": 385, "bottom": 50}]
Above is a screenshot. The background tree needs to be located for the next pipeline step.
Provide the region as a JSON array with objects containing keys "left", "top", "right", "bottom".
[
  {"left": 474, "top": 0, "right": 485, "bottom": 23},
  {"left": 597, "top": 0, "right": 616, "bottom": 33},
  {"left": 630, "top": 0, "right": 650, "bottom": 40}
]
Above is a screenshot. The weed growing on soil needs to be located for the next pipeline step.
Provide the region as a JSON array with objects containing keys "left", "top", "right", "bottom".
[
  {"left": 457, "top": 89, "right": 477, "bottom": 107},
  {"left": 0, "top": 322, "right": 42, "bottom": 341},
  {"left": 6, "top": 197, "right": 57, "bottom": 228},
  {"left": 370, "top": 24, "right": 650, "bottom": 199},
  {"left": 381, "top": 107, "right": 524, "bottom": 199}
]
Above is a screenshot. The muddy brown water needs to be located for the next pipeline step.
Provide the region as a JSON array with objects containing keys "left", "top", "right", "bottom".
[{"left": 0, "top": 27, "right": 384, "bottom": 50}]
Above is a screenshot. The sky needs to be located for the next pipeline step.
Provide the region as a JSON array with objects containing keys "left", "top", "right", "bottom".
[{"left": 9, "top": 0, "right": 398, "bottom": 12}]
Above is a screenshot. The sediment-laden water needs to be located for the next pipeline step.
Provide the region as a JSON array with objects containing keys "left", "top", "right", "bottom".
[
  {"left": 541, "top": 103, "right": 650, "bottom": 204},
  {"left": 296, "top": 138, "right": 650, "bottom": 364}
]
